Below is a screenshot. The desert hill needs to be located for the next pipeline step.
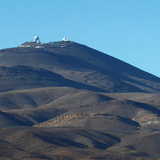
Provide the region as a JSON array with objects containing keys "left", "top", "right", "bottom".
[
  {"left": 0, "top": 41, "right": 160, "bottom": 93},
  {"left": 0, "top": 40, "right": 160, "bottom": 159},
  {"left": 0, "top": 65, "right": 104, "bottom": 93}
]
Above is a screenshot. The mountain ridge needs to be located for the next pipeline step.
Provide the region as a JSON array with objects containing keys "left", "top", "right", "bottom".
[
  {"left": 0, "top": 41, "right": 160, "bottom": 93},
  {"left": 0, "top": 40, "right": 160, "bottom": 159}
]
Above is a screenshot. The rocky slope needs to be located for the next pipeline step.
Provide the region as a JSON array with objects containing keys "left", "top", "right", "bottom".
[
  {"left": 0, "top": 41, "right": 160, "bottom": 93},
  {"left": 0, "top": 40, "right": 160, "bottom": 159}
]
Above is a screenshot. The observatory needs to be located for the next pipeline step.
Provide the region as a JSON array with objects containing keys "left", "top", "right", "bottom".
[
  {"left": 61, "top": 37, "right": 68, "bottom": 41},
  {"left": 34, "top": 36, "right": 40, "bottom": 43}
]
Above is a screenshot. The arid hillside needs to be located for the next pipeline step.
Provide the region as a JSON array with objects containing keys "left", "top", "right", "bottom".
[
  {"left": 0, "top": 41, "right": 160, "bottom": 159},
  {"left": 1, "top": 41, "right": 160, "bottom": 93}
]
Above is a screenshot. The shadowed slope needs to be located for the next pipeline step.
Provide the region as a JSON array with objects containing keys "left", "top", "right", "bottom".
[
  {"left": 2, "top": 87, "right": 160, "bottom": 133},
  {"left": 0, "top": 111, "right": 33, "bottom": 128},
  {"left": 2, "top": 87, "right": 113, "bottom": 125},
  {"left": 0, "top": 65, "right": 105, "bottom": 93},
  {"left": 0, "top": 42, "right": 160, "bottom": 93},
  {"left": 0, "top": 127, "right": 120, "bottom": 151},
  {"left": 107, "top": 131, "right": 160, "bottom": 158},
  {"left": 0, "top": 87, "right": 78, "bottom": 110},
  {"left": 0, "top": 41, "right": 160, "bottom": 159}
]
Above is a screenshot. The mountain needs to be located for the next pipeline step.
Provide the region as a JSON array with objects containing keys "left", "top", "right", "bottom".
[
  {"left": 0, "top": 40, "right": 160, "bottom": 159},
  {"left": 0, "top": 65, "right": 104, "bottom": 93},
  {"left": 0, "top": 41, "right": 160, "bottom": 93}
]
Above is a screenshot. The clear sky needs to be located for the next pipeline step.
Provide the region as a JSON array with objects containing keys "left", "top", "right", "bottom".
[{"left": 0, "top": 0, "right": 160, "bottom": 77}]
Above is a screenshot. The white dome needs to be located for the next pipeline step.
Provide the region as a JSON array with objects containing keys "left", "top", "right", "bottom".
[
  {"left": 34, "top": 36, "right": 39, "bottom": 41},
  {"left": 62, "top": 37, "right": 67, "bottom": 41}
]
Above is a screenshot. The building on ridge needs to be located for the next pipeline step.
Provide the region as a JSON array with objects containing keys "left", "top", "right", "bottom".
[
  {"left": 61, "top": 37, "right": 68, "bottom": 41},
  {"left": 34, "top": 36, "right": 40, "bottom": 43}
]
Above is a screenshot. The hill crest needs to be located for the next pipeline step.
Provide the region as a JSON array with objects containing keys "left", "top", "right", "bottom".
[
  {"left": 0, "top": 40, "right": 160, "bottom": 159},
  {"left": 0, "top": 40, "right": 160, "bottom": 93}
]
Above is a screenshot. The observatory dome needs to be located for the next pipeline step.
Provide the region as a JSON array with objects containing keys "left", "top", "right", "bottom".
[
  {"left": 34, "top": 36, "right": 39, "bottom": 41},
  {"left": 61, "top": 37, "right": 67, "bottom": 41}
]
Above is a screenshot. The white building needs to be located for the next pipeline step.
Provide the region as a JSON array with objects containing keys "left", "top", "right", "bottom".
[
  {"left": 34, "top": 36, "right": 40, "bottom": 43},
  {"left": 61, "top": 37, "right": 68, "bottom": 41}
]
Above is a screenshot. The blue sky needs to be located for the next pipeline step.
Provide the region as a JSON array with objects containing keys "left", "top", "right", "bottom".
[{"left": 0, "top": 0, "right": 160, "bottom": 77}]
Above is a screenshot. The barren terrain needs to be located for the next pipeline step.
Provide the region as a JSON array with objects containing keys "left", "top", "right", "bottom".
[{"left": 0, "top": 41, "right": 160, "bottom": 159}]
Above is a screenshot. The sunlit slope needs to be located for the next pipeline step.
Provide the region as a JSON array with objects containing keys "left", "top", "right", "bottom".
[{"left": 1, "top": 87, "right": 160, "bottom": 134}]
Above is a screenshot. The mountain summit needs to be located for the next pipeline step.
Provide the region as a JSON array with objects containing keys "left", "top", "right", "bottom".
[
  {"left": 1, "top": 39, "right": 160, "bottom": 159},
  {"left": 0, "top": 39, "right": 160, "bottom": 93}
]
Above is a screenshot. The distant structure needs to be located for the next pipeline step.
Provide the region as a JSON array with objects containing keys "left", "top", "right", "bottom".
[
  {"left": 61, "top": 37, "right": 68, "bottom": 41},
  {"left": 34, "top": 36, "right": 40, "bottom": 43},
  {"left": 19, "top": 36, "right": 75, "bottom": 48}
]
